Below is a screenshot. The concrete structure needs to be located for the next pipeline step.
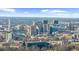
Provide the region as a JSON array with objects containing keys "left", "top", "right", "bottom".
[{"left": 6, "top": 19, "right": 12, "bottom": 43}]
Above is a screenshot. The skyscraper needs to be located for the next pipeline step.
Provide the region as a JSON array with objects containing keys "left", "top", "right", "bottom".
[
  {"left": 26, "top": 25, "right": 31, "bottom": 36},
  {"left": 43, "top": 20, "right": 49, "bottom": 34},
  {"left": 6, "top": 19, "right": 12, "bottom": 43},
  {"left": 35, "top": 21, "right": 43, "bottom": 34},
  {"left": 49, "top": 25, "right": 58, "bottom": 35},
  {"left": 31, "top": 25, "right": 37, "bottom": 36},
  {"left": 31, "top": 20, "right": 38, "bottom": 35},
  {"left": 54, "top": 20, "right": 58, "bottom": 24}
]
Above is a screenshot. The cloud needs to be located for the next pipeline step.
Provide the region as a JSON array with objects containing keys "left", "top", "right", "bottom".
[
  {"left": 51, "top": 13, "right": 79, "bottom": 18},
  {"left": 0, "top": 8, "right": 15, "bottom": 12},
  {"left": 41, "top": 9, "right": 49, "bottom": 13},
  {"left": 41, "top": 9, "right": 67, "bottom": 14},
  {"left": 0, "top": 8, "right": 79, "bottom": 18},
  {"left": 40, "top": 9, "right": 77, "bottom": 17},
  {"left": 51, "top": 10, "right": 66, "bottom": 13}
]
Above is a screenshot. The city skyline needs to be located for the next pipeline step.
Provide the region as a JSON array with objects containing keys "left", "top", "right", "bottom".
[{"left": 0, "top": 8, "right": 79, "bottom": 18}]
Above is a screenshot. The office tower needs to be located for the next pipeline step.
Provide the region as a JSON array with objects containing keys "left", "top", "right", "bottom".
[
  {"left": 31, "top": 20, "right": 37, "bottom": 35},
  {"left": 49, "top": 25, "right": 58, "bottom": 35},
  {"left": 68, "top": 22, "right": 75, "bottom": 31},
  {"left": 54, "top": 20, "right": 58, "bottom": 24},
  {"left": 49, "top": 26, "right": 53, "bottom": 35},
  {"left": 35, "top": 21, "right": 43, "bottom": 34},
  {"left": 36, "top": 25, "right": 39, "bottom": 34},
  {"left": 31, "top": 25, "right": 39, "bottom": 35},
  {"left": 49, "top": 19, "right": 55, "bottom": 25},
  {"left": 31, "top": 25, "right": 37, "bottom": 36},
  {"left": 43, "top": 20, "right": 49, "bottom": 33},
  {"left": 26, "top": 25, "right": 31, "bottom": 36}
]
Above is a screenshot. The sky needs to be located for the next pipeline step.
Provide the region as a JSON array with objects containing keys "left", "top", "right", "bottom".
[{"left": 0, "top": 8, "right": 79, "bottom": 18}]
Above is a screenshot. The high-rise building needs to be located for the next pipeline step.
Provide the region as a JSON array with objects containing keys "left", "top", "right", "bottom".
[
  {"left": 31, "top": 20, "right": 38, "bottom": 36},
  {"left": 31, "top": 25, "right": 37, "bottom": 35},
  {"left": 35, "top": 21, "right": 43, "bottom": 34},
  {"left": 6, "top": 19, "right": 12, "bottom": 43},
  {"left": 49, "top": 25, "right": 58, "bottom": 35},
  {"left": 49, "top": 19, "right": 55, "bottom": 25},
  {"left": 26, "top": 25, "right": 31, "bottom": 36},
  {"left": 43, "top": 20, "right": 49, "bottom": 34},
  {"left": 54, "top": 20, "right": 58, "bottom": 24},
  {"left": 49, "top": 26, "right": 53, "bottom": 35}
]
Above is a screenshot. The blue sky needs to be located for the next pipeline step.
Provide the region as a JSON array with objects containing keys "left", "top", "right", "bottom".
[{"left": 0, "top": 8, "right": 79, "bottom": 18}]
